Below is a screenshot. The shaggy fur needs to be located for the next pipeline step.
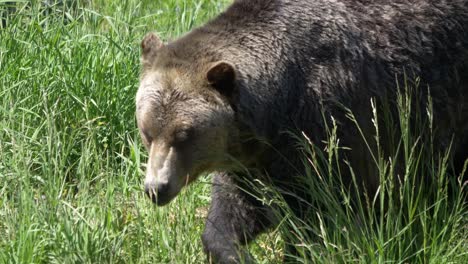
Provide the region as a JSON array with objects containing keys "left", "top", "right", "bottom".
[{"left": 137, "top": 0, "right": 468, "bottom": 263}]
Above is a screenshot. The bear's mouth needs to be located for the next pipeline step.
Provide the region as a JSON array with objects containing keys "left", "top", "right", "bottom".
[
  {"left": 146, "top": 191, "right": 174, "bottom": 206},
  {"left": 144, "top": 172, "right": 193, "bottom": 206},
  {"left": 144, "top": 183, "right": 179, "bottom": 206}
]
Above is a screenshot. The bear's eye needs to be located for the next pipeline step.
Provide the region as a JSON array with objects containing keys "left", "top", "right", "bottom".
[
  {"left": 142, "top": 131, "right": 153, "bottom": 145},
  {"left": 174, "top": 128, "right": 193, "bottom": 145}
]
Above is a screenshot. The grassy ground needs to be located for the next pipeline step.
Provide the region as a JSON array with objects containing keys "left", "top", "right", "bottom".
[{"left": 0, "top": 0, "right": 466, "bottom": 263}]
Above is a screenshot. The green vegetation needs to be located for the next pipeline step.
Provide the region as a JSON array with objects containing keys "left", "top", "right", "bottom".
[
  {"left": 0, "top": 1, "right": 466, "bottom": 263},
  {"left": 260, "top": 87, "right": 467, "bottom": 263}
]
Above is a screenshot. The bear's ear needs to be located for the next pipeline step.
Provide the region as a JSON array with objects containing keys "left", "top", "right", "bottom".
[
  {"left": 141, "top": 32, "right": 164, "bottom": 60},
  {"left": 206, "top": 62, "right": 236, "bottom": 99}
]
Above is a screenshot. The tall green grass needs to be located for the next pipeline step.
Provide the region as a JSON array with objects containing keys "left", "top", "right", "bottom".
[
  {"left": 1, "top": 1, "right": 466, "bottom": 263},
  {"left": 253, "top": 85, "right": 467, "bottom": 263}
]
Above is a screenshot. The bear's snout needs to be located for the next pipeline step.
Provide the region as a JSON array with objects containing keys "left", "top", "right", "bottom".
[
  {"left": 145, "top": 182, "right": 172, "bottom": 206},
  {"left": 143, "top": 144, "right": 185, "bottom": 206}
]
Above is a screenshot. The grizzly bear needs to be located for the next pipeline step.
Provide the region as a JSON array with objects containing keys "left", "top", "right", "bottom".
[{"left": 136, "top": 0, "right": 468, "bottom": 263}]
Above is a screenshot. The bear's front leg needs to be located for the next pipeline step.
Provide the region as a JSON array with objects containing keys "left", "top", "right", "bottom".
[{"left": 202, "top": 172, "right": 273, "bottom": 264}]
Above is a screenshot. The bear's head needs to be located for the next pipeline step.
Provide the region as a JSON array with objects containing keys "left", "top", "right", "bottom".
[{"left": 136, "top": 33, "right": 247, "bottom": 206}]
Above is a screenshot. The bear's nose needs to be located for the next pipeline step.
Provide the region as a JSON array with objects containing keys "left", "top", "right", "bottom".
[
  {"left": 144, "top": 182, "right": 170, "bottom": 204},
  {"left": 157, "top": 182, "right": 170, "bottom": 197}
]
